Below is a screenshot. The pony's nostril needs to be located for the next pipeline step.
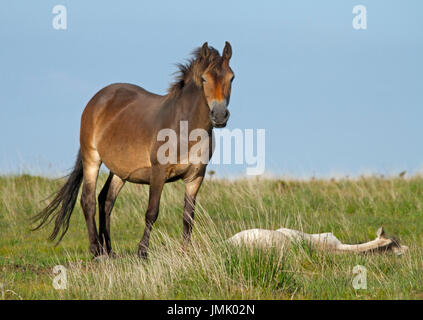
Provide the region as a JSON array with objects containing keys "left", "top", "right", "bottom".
[{"left": 210, "top": 104, "right": 229, "bottom": 123}]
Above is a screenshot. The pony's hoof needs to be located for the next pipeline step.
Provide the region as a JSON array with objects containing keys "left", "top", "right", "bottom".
[
  {"left": 181, "top": 240, "right": 192, "bottom": 254},
  {"left": 89, "top": 244, "right": 102, "bottom": 257},
  {"left": 138, "top": 249, "right": 148, "bottom": 260},
  {"left": 180, "top": 245, "right": 190, "bottom": 256},
  {"left": 108, "top": 251, "right": 118, "bottom": 259}
]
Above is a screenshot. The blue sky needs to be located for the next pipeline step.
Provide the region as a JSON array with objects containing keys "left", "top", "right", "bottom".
[{"left": 1, "top": 1, "right": 422, "bottom": 177}]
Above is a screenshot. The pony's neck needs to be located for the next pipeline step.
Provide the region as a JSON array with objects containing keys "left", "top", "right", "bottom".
[{"left": 177, "top": 81, "right": 212, "bottom": 132}]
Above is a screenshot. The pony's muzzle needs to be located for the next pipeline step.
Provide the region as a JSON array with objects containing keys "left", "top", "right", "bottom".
[{"left": 210, "top": 101, "right": 230, "bottom": 128}]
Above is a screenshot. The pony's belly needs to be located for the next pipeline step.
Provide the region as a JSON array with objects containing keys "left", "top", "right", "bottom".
[
  {"left": 126, "top": 167, "right": 152, "bottom": 184},
  {"left": 101, "top": 156, "right": 152, "bottom": 184},
  {"left": 103, "top": 159, "right": 206, "bottom": 185}
]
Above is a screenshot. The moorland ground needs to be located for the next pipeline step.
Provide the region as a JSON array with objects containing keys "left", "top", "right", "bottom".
[{"left": 0, "top": 174, "right": 422, "bottom": 299}]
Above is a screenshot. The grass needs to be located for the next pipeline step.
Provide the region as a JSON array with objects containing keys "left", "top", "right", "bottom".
[{"left": 0, "top": 173, "right": 422, "bottom": 299}]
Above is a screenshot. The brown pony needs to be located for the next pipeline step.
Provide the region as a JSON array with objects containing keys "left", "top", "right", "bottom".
[{"left": 33, "top": 42, "right": 234, "bottom": 258}]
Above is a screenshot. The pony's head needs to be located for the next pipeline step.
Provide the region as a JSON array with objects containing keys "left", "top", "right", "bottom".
[
  {"left": 169, "top": 42, "right": 235, "bottom": 128},
  {"left": 198, "top": 42, "right": 234, "bottom": 128}
]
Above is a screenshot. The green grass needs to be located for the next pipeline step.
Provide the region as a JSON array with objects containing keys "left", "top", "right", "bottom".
[{"left": 0, "top": 174, "right": 422, "bottom": 299}]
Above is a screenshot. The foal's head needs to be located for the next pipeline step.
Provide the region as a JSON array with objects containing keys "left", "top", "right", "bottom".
[{"left": 169, "top": 42, "right": 235, "bottom": 128}]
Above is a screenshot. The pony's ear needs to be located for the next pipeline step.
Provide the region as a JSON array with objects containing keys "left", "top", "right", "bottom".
[
  {"left": 201, "top": 42, "right": 209, "bottom": 58},
  {"left": 223, "top": 41, "right": 232, "bottom": 60}
]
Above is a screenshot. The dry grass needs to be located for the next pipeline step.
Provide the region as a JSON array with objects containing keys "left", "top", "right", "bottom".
[{"left": 0, "top": 174, "right": 422, "bottom": 299}]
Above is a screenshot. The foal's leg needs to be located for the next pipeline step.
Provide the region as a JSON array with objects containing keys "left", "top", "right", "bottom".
[
  {"left": 80, "top": 154, "right": 101, "bottom": 256},
  {"left": 182, "top": 176, "right": 204, "bottom": 250},
  {"left": 138, "top": 172, "right": 165, "bottom": 259},
  {"left": 98, "top": 172, "right": 125, "bottom": 255}
]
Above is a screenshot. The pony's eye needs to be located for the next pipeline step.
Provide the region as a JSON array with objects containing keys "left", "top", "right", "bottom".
[
  {"left": 230, "top": 75, "right": 235, "bottom": 82},
  {"left": 202, "top": 76, "right": 207, "bottom": 83}
]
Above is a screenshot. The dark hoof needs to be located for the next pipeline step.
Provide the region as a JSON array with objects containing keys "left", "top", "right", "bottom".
[
  {"left": 180, "top": 246, "right": 189, "bottom": 255},
  {"left": 182, "top": 240, "right": 192, "bottom": 252},
  {"left": 90, "top": 244, "right": 102, "bottom": 257},
  {"left": 138, "top": 242, "right": 149, "bottom": 259},
  {"left": 108, "top": 251, "right": 118, "bottom": 259},
  {"left": 138, "top": 247, "right": 148, "bottom": 259}
]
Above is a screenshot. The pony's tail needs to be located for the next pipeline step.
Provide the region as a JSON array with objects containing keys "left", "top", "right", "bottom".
[{"left": 32, "top": 150, "right": 84, "bottom": 244}]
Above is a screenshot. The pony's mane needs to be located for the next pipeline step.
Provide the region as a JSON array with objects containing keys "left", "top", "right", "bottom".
[{"left": 167, "top": 46, "right": 222, "bottom": 98}]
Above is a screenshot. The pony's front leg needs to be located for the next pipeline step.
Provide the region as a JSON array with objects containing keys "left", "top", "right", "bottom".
[
  {"left": 182, "top": 175, "right": 204, "bottom": 250},
  {"left": 138, "top": 172, "right": 165, "bottom": 259}
]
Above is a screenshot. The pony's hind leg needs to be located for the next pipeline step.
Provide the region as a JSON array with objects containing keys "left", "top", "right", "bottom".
[
  {"left": 80, "top": 151, "right": 102, "bottom": 256},
  {"left": 98, "top": 172, "right": 125, "bottom": 255}
]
